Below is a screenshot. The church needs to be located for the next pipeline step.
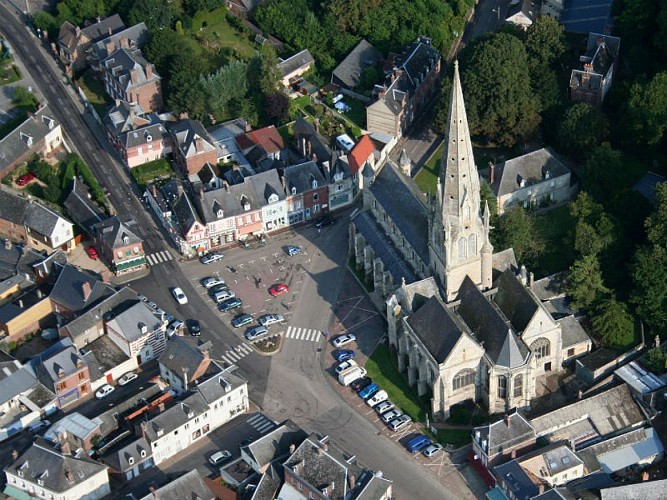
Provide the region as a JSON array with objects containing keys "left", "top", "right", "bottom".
[{"left": 349, "top": 62, "right": 591, "bottom": 420}]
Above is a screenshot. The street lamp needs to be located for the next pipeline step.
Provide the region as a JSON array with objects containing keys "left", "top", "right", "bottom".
[{"left": 492, "top": 7, "right": 501, "bottom": 20}]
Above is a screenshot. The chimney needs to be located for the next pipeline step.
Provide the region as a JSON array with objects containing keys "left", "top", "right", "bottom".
[
  {"left": 489, "top": 162, "right": 495, "bottom": 184},
  {"left": 314, "top": 118, "right": 320, "bottom": 134},
  {"left": 642, "top": 471, "right": 650, "bottom": 481},
  {"left": 11, "top": 450, "right": 18, "bottom": 461},
  {"left": 75, "top": 26, "right": 80, "bottom": 37},
  {"left": 529, "top": 272, "right": 534, "bottom": 289},
  {"left": 36, "top": 289, "right": 43, "bottom": 299},
  {"left": 60, "top": 440, "right": 72, "bottom": 456},
  {"left": 119, "top": 37, "right": 129, "bottom": 49},
  {"left": 177, "top": 183, "right": 184, "bottom": 196},
  {"left": 158, "top": 402, "right": 165, "bottom": 413},
  {"left": 307, "top": 140, "right": 312, "bottom": 158},
  {"left": 510, "top": 449, "right": 516, "bottom": 459},
  {"left": 146, "top": 64, "right": 153, "bottom": 80},
  {"left": 348, "top": 474, "right": 356, "bottom": 490},
  {"left": 82, "top": 281, "right": 92, "bottom": 301},
  {"left": 195, "top": 137, "right": 204, "bottom": 152},
  {"left": 107, "top": 26, "right": 112, "bottom": 36},
  {"left": 130, "top": 69, "right": 138, "bottom": 85},
  {"left": 106, "top": 41, "right": 115, "bottom": 56},
  {"left": 199, "top": 186, "right": 205, "bottom": 201},
  {"left": 312, "top": 153, "right": 318, "bottom": 164},
  {"left": 18, "top": 299, "right": 24, "bottom": 309},
  {"left": 223, "top": 180, "right": 230, "bottom": 192},
  {"left": 505, "top": 414, "right": 510, "bottom": 428},
  {"left": 96, "top": 15, "right": 101, "bottom": 23},
  {"left": 578, "top": 389, "right": 583, "bottom": 400}
]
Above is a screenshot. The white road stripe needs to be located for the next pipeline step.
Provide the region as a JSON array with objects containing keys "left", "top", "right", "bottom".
[
  {"left": 220, "top": 354, "right": 234, "bottom": 365},
  {"left": 308, "top": 330, "right": 320, "bottom": 342},
  {"left": 154, "top": 253, "right": 164, "bottom": 263},
  {"left": 146, "top": 254, "right": 155, "bottom": 265},
  {"left": 226, "top": 351, "right": 240, "bottom": 361},
  {"left": 238, "top": 344, "right": 252, "bottom": 354},
  {"left": 288, "top": 326, "right": 296, "bottom": 338},
  {"left": 160, "top": 250, "right": 172, "bottom": 261},
  {"left": 247, "top": 414, "right": 264, "bottom": 425},
  {"left": 256, "top": 421, "right": 275, "bottom": 433}
]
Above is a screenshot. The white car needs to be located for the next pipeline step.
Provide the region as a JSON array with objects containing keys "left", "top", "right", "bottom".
[
  {"left": 258, "top": 313, "right": 285, "bottom": 327},
  {"left": 209, "top": 450, "right": 232, "bottom": 465},
  {"left": 335, "top": 359, "right": 358, "bottom": 374},
  {"left": 332, "top": 333, "right": 356, "bottom": 348},
  {"left": 172, "top": 287, "right": 188, "bottom": 305},
  {"left": 118, "top": 372, "right": 138, "bottom": 386},
  {"left": 202, "top": 277, "right": 225, "bottom": 288},
  {"left": 200, "top": 252, "right": 224, "bottom": 264},
  {"left": 422, "top": 443, "right": 444, "bottom": 458},
  {"left": 374, "top": 400, "right": 395, "bottom": 414},
  {"left": 95, "top": 384, "right": 115, "bottom": 399},
  {"left": 366, "top": 390, "right": 388, "bottom": 407}
]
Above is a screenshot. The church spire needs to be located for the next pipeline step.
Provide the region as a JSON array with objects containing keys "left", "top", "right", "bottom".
[{"left": 439, "top": 60, "right": 480, "bottom": 229}]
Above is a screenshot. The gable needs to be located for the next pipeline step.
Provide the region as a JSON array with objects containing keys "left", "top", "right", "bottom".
[{"left": 443, "top": 333, "right": 485, "bottom": 368}]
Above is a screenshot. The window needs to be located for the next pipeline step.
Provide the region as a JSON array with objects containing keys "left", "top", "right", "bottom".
[
  {"left": 314, "top": 205, "right": 320, "bottom": 213},
  {"left": 513, "top": 374, "right": 523, "bottom": 398},
  {"left": 336, "top": 184, "right": 342, "bottom": 192},
  {"left": 245, "top": 215, "right": 251, "bottom": 223},
  {"left": 117, "top": 250, "right": 123, "bottom": 259},
  {"left": 458, "top": 237, "right": 466, "bottom": 259},
  {"left": 468, "top": 234, "right": 476, "bottom": 256},
  {"left": 126, "top": 249, "right": 131, "bottom": 256},
  {"left": 465, "top": 205, "right": 470, "bottom": 221},
  {"left": 497, "top": 376, "right": 507, "bottom": 398},
  {"left": 133, "top": 246, "right": 139, "bottom": 254},
  {"left": 567, "top": 348, "right": 575, "bottom": 357},
  {"left": 452, "top": 369, "right": 475, "bottom": 390},
  {"left": 56, "top": 382, "right": 66, "bottom": 391},
  {"left": 313, "top": 193, "right": 319, "bottom": 202},
  {"left": 531, "top": 338, "right": 551, "bottom": 360},
  {"left": 78, "top": 372, "right": 85, "bottom": 381}
]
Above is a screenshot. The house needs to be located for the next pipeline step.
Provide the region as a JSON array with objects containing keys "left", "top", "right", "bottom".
[
  {"left": 0, "top": 286, "right": 52, "bottom": 341},
  {"left": 570, "top": 33, "right": 620, "bottom": 106},
  {"left": 328, "top": 152, "right": 355, "bottom": 210},
  {"left": 101, "top": 48, "right": 163, "bottom": 113},
  {"left": 283, "top": 161, "right": 329, "bottom": 222},
  {"left": 277, "top": 49, "right": 315, "bottom": 87},
  {"left": 505, "top": 0, "right": 538, "bottom": 30},
  {"left": 577, "top": 427, "right": 664, "bottom": 474},
  {"left": 0, "top": 190, "right": 75, "bottom": 253},
  {"left": 48, "top": 264, "right": 115, "bottom": 322},
  {"left": 251, "top": 169, "right": 288, "bottom": 233},
  {"left": 63, "top": 177, "right": 107, "bottom": 234},
  {"left": 91, "top": 216, "right": 147, "bottom": 275},
  {"left": 3, "top": 439, "right": 111, "bottom": 500},
  {"left": 225, "top": 0, "right": 262, "bottom": 17},
  {"left": 472, "top": 411, "right": 537, "bottom": 469},
  {"left": 599, "top": 478, "right": 667, "bottom": 500},
  {"left": 332, "top": 39, "right": 384, "bottom": 90},
  {"left": 0, "top": 105, "right": 63, "bottom": 179},
  {"left": 170, "top": 119, "right": 218, "bottom": 176},
  {"left": 44, "top": 412, "right": 102, "bottom": 452},
  {"left": 83, "top": 334, "right": 136, "bottom": 391},
  {"left": 104, "top": 301, "right": 166, "bottom": 364},
  {"left": 143, "top": 179, "right": 182, "bottom": 244},
  {"left": 172, "top": 189, "right": 209, "bottom": 255},
  {"left": 366, "top": 36, "right": 440, "bottom": 138},
  {"left": 57, "top": 14, "right": 125, "bottom": 71},
  {"left": 189, "top": 163, "right": 223, "bottom": 193},
  {"left": 138, "top": 470, "right": 215, "bottom": 500},
  {"left": 159, "top": 336, "right": 211, "bottom": 395},
  {"left": 32, "top": 338, "right": 92, "bottom": 409},
  {"left": 103, "top": 100, "right": 172, "bottom": 167},
  {"left": 348, "top": 134, "right": 377, "bottom": 190},
  {"left": 207, "top": 118, "right": 250, "bottom": 165},
  {"left": 483, "top": 148, "right": 577, "bottom": 214},
  {"left": 240, "top": 420, "right": 308, "bottom": 474},
  {"left": 235, "top": 125, "right": 285, "bottom": 163},
  {"left": 90, "top": 22, "right": 149, "bottom": 70},
  {"left": 293, "top": 117, "right": 332, "bottom": 168}
]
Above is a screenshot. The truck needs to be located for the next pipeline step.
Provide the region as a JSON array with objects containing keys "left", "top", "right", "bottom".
[{"left": 338, "top": 365, "right": 367, "bottom": 386}]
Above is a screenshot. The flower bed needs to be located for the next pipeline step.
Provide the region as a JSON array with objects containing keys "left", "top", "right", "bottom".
[{"left": 254, "top": 334, "right": 281, "bottom": 353}]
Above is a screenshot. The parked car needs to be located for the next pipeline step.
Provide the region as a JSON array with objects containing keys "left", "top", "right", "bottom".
[
  {"left": 366, "top": 390, "right": 388, "bottom": 407},
  {"left": 202, "top": 277, "right": 225, "bottom": 288},
  {"left": 388, "top": 414, "right": 412, "bottom": 431},
  {"left": 245, "top": 325, "right": 268, "bottom": 341},
  {"left": 219, "top": 297, "right": 243, "bottom": 312},
  {"left": 200, "top": 252, "right": 224, "bottom": 264},
  {"left": 332, "top": 333, "right": 356, "bottom": 348},
  {"left": 374, "top": 400, "right": 395, "bottom": 415},
  {"left": 186, "top": 319, "right": 201, "bottom": 336},
  {"left": 333, "top": 349, "right": 355, "bottom": 362},
  {"left": 351, "top": 377, "right": 373, "bottom": 392},
  {"left": 358, "top": 383, "right": 379, "bottom": 400},
  {"left": 16, "top": 172, "right": 36, "bottom": 187},
  {"left": 95, "top": 384, "right": 115, "bottom": 399},
  {"left": 118, "top": 372, "right": 138, "bottom": 386},
  {"left": 258, "top": 313, "right": 285, "bottom": 326},
  {"left": 268, "top": 283, "right": 289, "bottom": 296},
  {"left": 284, "top": 245, "right": 302, "bottom": 256},
  {"left": 28, "top": 419, "right": 51, "bottom": 434},
  {"left": 209, "top": 283, "right": 230, "bottom": 294},
  {"left": 231, "top": 314, "right": 253, "bottom": 328},
  {"left": 172, "top": 287, "right": 188, "bottom": 305},
  {"left": 86, "top": 246, "right": 99, "bottom": 260},
  {"left": 422, "top": 443, "right": 444, "bottom": 458},
  {"left": 164, "top": 312, "right": 175, "bottom": 323},
  {"left": 335, "top": 359, "right": 358, "bottom": 374},
  {"left": 406, "top": 434, "right": 432, "bottom": 453},
  {"left": 381, "top": 409, "right": 403, "bottom": 424},
  {"left": 315, "top": 215, "right": 335, "bottom": 228},
  {"left": 213, "top": 289, "right": 235, "bottom": 303},
  {"left": 209, "top": 450, "right": 232, "bottom": 466}
]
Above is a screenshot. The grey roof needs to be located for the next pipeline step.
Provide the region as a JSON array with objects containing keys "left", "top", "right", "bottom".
[
  {"left": 105, "top": 301, "right": 163, "bottom": 343},
  {"left": 577, "top": 428, "right": 653, "bottom": 473},
  {"left": 101, "top": 436, "right": 152, "bottom": 473},
  {"left": 103, "top": 47, "right": 160, "bottom": 92},
  {"left": 196, "top": 366, "right": 246, "bottom": 405},
  {"left": 245, "top": 419, "right": 308, "bottom": 471},
  {"left": 600, "top": 478, "right": 667, "bottom": 500},
  {"left": 44, "top": 412, "right": 99, "bottom": 443},
  {"left": 493, "top": 459, "right": 539, "bottom": 500},
  {"left": 474, "top": 411, "right": 536, "bottom": 458},
  {"left": 332, "top": 39, "right": 384, "bottom": 89},
  {"left": 494, "top": 270, "right": 541, "bottom": 332},
  {"left": 293, "top": 117, "right": 332, "bottom": 164},
  {"left": 351, "top": 471, "right": 393, "bottom": 500},
  {"left": 34, "top": 342, "right": 87, "bottom": 389},
  {"left": 250, "top": 169, "right": 286, "bottom": 205},
  {"left": 397, "top": 276, "right": 440, "bottom": 314},
  {"left": 0, "top": 365, "right": 38, "bottom": 406},
  {"left": 558, "top": 315, "right": 591, "bottom": 349},
  {"left": 284, "top": 161, "right": 327, "bottom": 195},
  {"left": 331, "top": 152, "right": 351, "bottom": 179},
  {"left": 4, "top": 439, "right": 108, "bottom": 493},
  {"left": 83, "top": 335, "right": 130, "bottom": 376},
  {"left": 277, "top": 49, "right": 314, "bottom": 78},
  {"left": 139, "top": 470, "right": 214, "bottom": 500},
  {"left": 172, "top": 191, "right": 202, "bottom": 236},
  {"left": 351, "top": 211, "right": 419, "bottom": 285},
  {"left": 491, "top": 148, "right": 571, "bottom": 197},
  {"left": 406, "top": 296, "right": 473, "bottom": 364},
  {"left": 496, "top": 328, "right": 531, "bottom": 368},
  {"left": 49, "top": 264, "right": 111, "bottom": 313},
  {"left": 92, "top": 216, "right": 142, "bottom": 250},
  {"left": 63, "top": 177, "right": 107, "bottom": 233},
  {"left": 0, "top": 189, "right": 72, "bottom": 241},
  {"left": 492, "top": 248, "right": 518, "bottom": 281},
  {"left": 615, "top": 361, "right": 666, "bottom": 395},
  {"left": 142, "top": 394, "right": 209, "bottom": 441},
  {"left": 103, "top": 100, "right": 149, "bottom": 137},
  {"left": 169, "top": 119, "right": 216, "bottom": 158},
  {"left": 91, "top": 22, "right": 149, "bottom": 62},
  {"left": 531, "top": 273, "right": 567, "bottom": 301},
  {"left": 122, "top": 121, "right": 169, "bottom": 149},
  {"left": 159, "top": 335, "right": 207, "bottom": 381},
  {"left": 81, "top": 14, "right": 125, "bottom": 41},
  {"left": 249, "top": 463, "right": 283, "bottom": 500},
  {"left": 0, "top": 351, "right": 20, "bottom": 381},
  {"left": 369, "top": 161, "right": 429, "bottom": 263},
  {"left": 530, "top": 384, "right": 646, "bottom": 439}
]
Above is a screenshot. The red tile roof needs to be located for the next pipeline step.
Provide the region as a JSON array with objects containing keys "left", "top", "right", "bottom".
[
  {"left": 348, "top": 135, "right": 375, "bottom": 176},
  {"left": 248, "top": 126, "right": 285, "bottom": 154}
]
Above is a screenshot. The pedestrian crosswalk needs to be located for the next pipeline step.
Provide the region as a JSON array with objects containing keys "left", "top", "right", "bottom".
[
  {"left": 247, "top": 413, "right": 277, "bottom": 435},
  {"left": 145, "top": 250, "right": 173, "bottom": 266},
  {"left": 219, "top": 343, "right": 253, "bottom": 366},
  {"left": 284, "top": 326, "right": 322, "bottom": 342}
]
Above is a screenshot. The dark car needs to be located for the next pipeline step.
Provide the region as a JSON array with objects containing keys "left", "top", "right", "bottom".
[
  {"left": 186, "top": 319, "right": 201, "bottom": 336},
  {"left": 315, "top": 216, "right": 335, "bottom": 228},
  {"left": 351, "top": 377, "right": 373, "bottom": 392},
  {"left": 333, "top": 349, "right": 355, "bottom": 362},
  {"left": 219, "top": 297, "right": 243, "bottom": 312}
]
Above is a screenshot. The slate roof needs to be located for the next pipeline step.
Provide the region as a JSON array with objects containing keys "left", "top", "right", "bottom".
[
  {"left": 49, "top": 264, "right": 112, "bottom": 313},
  {"left": 406, "top": 296, "right": 473, "bottom": 364},
  {"left": 122, "top": 121, "right": 169, "bottom": 149},
  {"left": 351, "top": 471, "right": 393, "bottom": 500},
  {"left": 170, "top": 119, "right": 216, "bottom": 158},
  {"left": 5, "top": 439, "right": 108, "bottom": 493},
  {"left": 103, "top": 47, "right": 160, "bottom": 92},
  {"left": 494, "top": 270, "right": 541, "bottom": 332},
  {"left": 577, "top": 428, "right": 657, "bottom": 473},
  {"left": 83, "top": 335, "right": 131, "bottom": 377},
  {"left": 92, "top": 216, "right": 142, "bottom": 250},
  {"left": 615, "top": 361, "right": 666, "bottom": 395},
  {"left": 245, "top": 419, "right": 308, "bottom": 472},
  {"left": 250, "top": 169, "right": 286, "bottom": 205},
  {"left": 397, "top": 276, "right": 440, "bottom": 314},
  {"left": 531, "top": 273, "right": 567, "bottom": 301},
  {"left": 101, "top": 436, "right": 152, "bottom": 473},
  {"left": 103, "top": 100, "right": 149, "bottom": 137},
  {"left": 348, "top": 135, "right": 375, "bottom": 176},
  {"left": 277, "top": 49, "right": 314, "bottom": 78},
  {"left": 474, "top": 411, "right": 536, "bottom": 458},
  {"left": 332, "top": 39, "right": 383, "bottom": 89},
  {"left": 490, "top": 148, "right": 571, "bottom": 197},
  {"left": 159, "top": 335, "right": 208, "bottom": 381},
  {"left": 369, "top": 161, "right": 429, "bottom": 263},
  {"left": 91, "top": 22, "right": 149, "bottom": 62},
  {"left": 196, "top": 367, "right": 246, "bottom": 405},
  {"left": 293, "top": 117, "right": 332, "bottom": 165},
  {"left": 139, "top": 470, "right": 214, "bottom": 500},
  {"left": 506, "top": 0, "right": 537, "bottom": 25},
  {"left": 33, "top": 341, "right": 87, "bottom": 389},
  {"left": 600, "top": 478, "right": 667, "bottom": 500},
  {"left": 0, "top": 365, "right": 38, "bottom": 406},
  {"left": 558, "top": 315, "right": 591, "bottom": 349},
  {"left": 142, "top": 394, "right": 210, "bottom": 441},
  {"left": 172, "top": 191, "right": 202, "bottom": 236},
  {"left": 493, "top": 459, "right": 539, "bottom": 500},
  {"left": 82, "top": 14, "right": 125, "bottom": 41},
  {"left": 105, "top": 301, "right": 163, "bottom": 343},
  {"left": 0, "top": 105, "right": 60, "bottom": 175},
  {"left": 63, "top": 177, "right": 107, "bottom": 233},
  {"left": 284, "top": 161, "right": 327, "bottom": 195}
]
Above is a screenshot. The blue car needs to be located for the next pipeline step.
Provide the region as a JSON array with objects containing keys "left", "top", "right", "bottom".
[
  {"left": 285, "top": 245, "right": 302, "bottom": 256},
  {"left": 333, "top": 349, "right": 355, "bottom": 362},
  {"left": 359, "top": 383, "right": 379, "bottom": 400}
]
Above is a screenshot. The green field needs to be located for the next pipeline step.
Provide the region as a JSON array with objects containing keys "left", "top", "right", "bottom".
[
  {"left": 190, "top": 8, "right": 256, "bottom": 62},
  {"left": 130, "top": 159, "right": 174, "bottom": 187},
  {"left": 414, "top": 143, "right": 442, "bottom": 194}
]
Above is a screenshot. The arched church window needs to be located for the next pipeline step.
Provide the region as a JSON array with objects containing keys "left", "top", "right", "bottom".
[
  {"left": 468, "top": 234, "right": 476, "bottom": 256},
  {"left": 513, "top": 374, "right": 523, "bottom": 398},
  {"left": 465, "top": 205, "right": 470, "bottom": 221},
  {"left": 497, "top": 375, "right": 507, "bottom": 398},
  {"left": 458, "top": 237, "right": 466, "bottom": 259},
  {"left": 531, "top": 338, "right": 551, "bottom": 359},
  {"left": 452, "top": 369, "right": 475, "bottom": 390}
]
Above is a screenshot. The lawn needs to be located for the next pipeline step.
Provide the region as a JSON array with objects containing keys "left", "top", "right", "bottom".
[
  {"left": 190, "top": 8, "right": 256, "bottom": 62},
  {"left": 0, "top": 63, "right": 21, "bottom": 86},
  {"left": 534, "top": 205, "right": 575, "bottom": 276},
  {"left": 77, "top": 68, "right": 112, "bottom": 117},
  {"left": 414, "top": 142, "right": 442, "bottom": 194},
  {"left": 130, "top": 159, "right": 174, "bottom": 187},
  {"left": 364, "top": 343, "right": 428, "bottom": 422},
  {"left": 436, "top": 428, "right": 473, "bottom": 448},
  {"left": 342, "top": 97, "right": 367, "bottom": 130}
]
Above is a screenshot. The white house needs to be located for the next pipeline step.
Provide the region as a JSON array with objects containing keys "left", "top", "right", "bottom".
[
  {"left": 105, "top": 301, "right": 166, "bottom": 364},
  {"left": 250, "top": 170, "right": 287, "bottom": 233}
]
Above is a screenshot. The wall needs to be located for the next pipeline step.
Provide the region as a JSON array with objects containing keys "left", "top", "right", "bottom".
[
  {"left": 5, "top": 467, "right": 111, "bottom": 500},
  {"left": 126, "top": 137, "right": 171, "bottom": 168},
  {"left": 4, "top": 297, "right": 52, "bottom": 340},
  {"left": 366, "top": 100, "right": 399, "bottom": 137}
]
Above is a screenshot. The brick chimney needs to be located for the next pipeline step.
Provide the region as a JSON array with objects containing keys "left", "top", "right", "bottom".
[
  {"left": 107, "top": 26, "right": 112, "bottom": 36},
  {"left": 195, "top": 137, "right": 204, "bottom": 152},
  {"left": 130, "top": 69, "right": 138, "bottom": 85},
  {"left": 146, "top": 64, "right": 153, "bottom": 80},
  {"left": 82, "top": 281, "right": 92, "bottom": 301},
  {"left": 489, "top": 162, "right": 495, "bottom": 185},
  {"left": 119, "top": 37, "right": 129, "bottom": 49},
  {"left": 106, "top": 41, "right": 115, "bottom": 56},
  {"left": 505, "top": 414, "right": 510, "bottom": 428},
  {"left": 642, "top": 471, "right": 650, "bottom": 481}
]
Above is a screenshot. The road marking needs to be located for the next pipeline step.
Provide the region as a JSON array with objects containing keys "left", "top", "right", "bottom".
[
  {"left": 226, "top": 351, "right": 240, "bottom": 361},
  {"left": 220, "top": 354, "right": 235, "bottom": 365}
]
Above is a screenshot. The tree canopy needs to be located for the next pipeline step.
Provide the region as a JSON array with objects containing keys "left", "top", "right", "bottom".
[
  {"left": 492, "top": 205, "right": 544, "bottom": 269},
  {"left": 565, "top": 254, "right": 609, "bottom": 311},
  {"left": 623, "top": 72, "right": 667, "bottom": 146},
  {"left": 557, "top": 103, "right": 609, "bottom": 160},
  {"left": 592, "top": 298, "right": 635, "bottom": 347}
]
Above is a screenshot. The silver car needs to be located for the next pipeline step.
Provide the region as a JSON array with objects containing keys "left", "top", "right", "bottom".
[
  {"left": 381, "top": 409, "right": 403, "bottom": 423},
  {"left": 245, "top": 325, "right": 268, "bottom": 341},
  {"left": 258, "top": 313, "right": 285, "bottom": 326}
]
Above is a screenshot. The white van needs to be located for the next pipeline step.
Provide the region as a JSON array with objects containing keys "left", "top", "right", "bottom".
[{"left": 338, "top": 366, "right": 367, "bottom": 386}]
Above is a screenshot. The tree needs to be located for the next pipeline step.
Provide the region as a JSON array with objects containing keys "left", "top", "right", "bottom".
[
  {"left": 645, "top": 183, "right": 667, "bottom": 247},
  {"left": 592, "top": 298, "right": 635, "bottom": 347},
  {"left": 264, "top": 91, "right": 289, "bottom": 123},
  {"left": 199, "top": 60, "right": 248, "bottom": 118},
  {"left": 644, "top": 348, "right": 666, "bottom": 374},
  {"left": 129, "top": 0, "right": 175, "bottom": 32},
  {"left": 631, "top": 245, "right": 667, "bottom": 328},
  {"left": 432, "top": 75, "right": 453, "bottom": 135},
  {"left": 568, "top": 192, "right": 615, "bottom": 257},
  {"left": 461, "top": 32, "right": 541, "bottom": 146},
  {"left": 524, "top": 16, "right": 566, "bottom": 67},
  {"left": 623, "top": 72, "right": 667, "bottom": 146},
  {"left": 492, "top": 205, "right": 544, "bottom": 268},
  {"left": 12, "top": 86, "right": 38, "bottom": 109},
  {"left": 32, "top": 12, "right": 60, "bottom": 38},
  {"left": 480, "top": 179, "right": 497, "bottom": 216},
  {"left": 581, "top": 143, "right": 625, "bottom": 202},
  {"left": 557, "top": 103, "right": 609, "bottom": 160},
  {"left": 565, "top": 254, "right": 609, "bottom": 311},
  {"left": 530, "top": 65, "right": 561, "bottom": 112}
]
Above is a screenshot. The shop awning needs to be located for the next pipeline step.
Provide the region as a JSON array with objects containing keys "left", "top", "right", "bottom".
[{"left": 115, "top": 257, "right": 146, "bottom": 272}]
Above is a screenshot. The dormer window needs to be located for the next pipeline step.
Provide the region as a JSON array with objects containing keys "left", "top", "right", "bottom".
[
  {"left": 268, "top": 193, "right": 278, "bottom": 204},
  {"left": 312, "top": 179, "right": 318, "bottom": 189},
  {"left": 217, "top": 209, "right": 224, "bottom": 218},
  {"left": 140, "top": 450, "right": 146, "bottom": 458},
  {"left": 291, "top": 187, "right": 297, "bottom": 195},
  {"left": 128, "top": 457, "right": 134, "bottom": 465},
  {"left": 123, "top": 236, "right": 129, "bottom": 245},
  {"left": 146, "top": 134, "right": 152, "bottom": 142}
]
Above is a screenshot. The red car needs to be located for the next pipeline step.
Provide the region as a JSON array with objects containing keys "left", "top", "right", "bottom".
[
  {"left": 269, "top": 283, "right": 289, "bottom": 296},
  {"left": 16, "top": 172, "right": 36, "bottom": 187},
  {"left": 86, "top": 246, "right": 99, "bottom": 260}
]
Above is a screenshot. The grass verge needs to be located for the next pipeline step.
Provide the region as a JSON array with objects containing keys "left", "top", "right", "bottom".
[
  {"left": 436, "top": 428, "right": 472, "bottom": 448},
  {"left": 414, "top": 143, "right": 442, "bottom": 194}
]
